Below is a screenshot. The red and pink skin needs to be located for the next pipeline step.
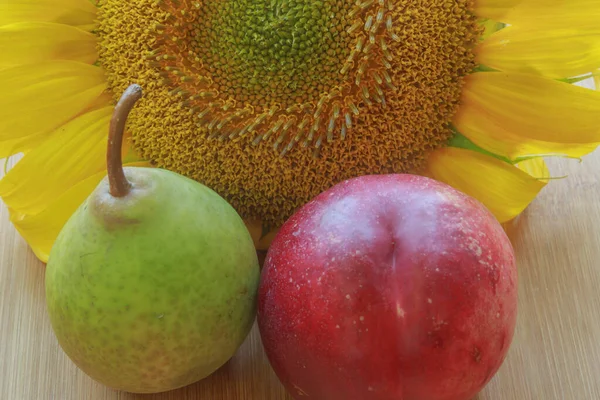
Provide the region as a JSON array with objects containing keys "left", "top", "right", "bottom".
[{"left": 257, "top": 174, "right": 517, "bottom": 400}]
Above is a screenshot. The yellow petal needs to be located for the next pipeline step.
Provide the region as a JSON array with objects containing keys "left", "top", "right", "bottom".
[
  {"left": 0, "top": 22, "right": 97, "bottom": 67},
  {"left": 0, "top": 61, "right": 106, "bottom": 142},
  {"left": 0, "top": 135, "right": 42, "bottom": 158},
  {"left": 474, "top": 0, "right": 522, "bottom": 20},
  {"left": 0, "top": 108, "right": 112, "bottom": 215},
  {"left": 515, "top": 157, "right": 550, "bottom": 181},
  {"left": 0, "top": 93, "right": 113, "bottom": 159},
  {"left": 477, "top": 26, "right": 600, "bottom": 79},
  {"left": 503, "top": 0, "right": 600, "bottom": 30},
  {"left": 8, "top": 172, "right": 105, "bottom": 263},
  {"left": 427, "top": 147, "right": 547, "bottom": 222},
  {"left": 10, "top": 162, "right": 151, "bottom": 263},
  {"left": 0, "top": 0, "right": 96, "bottom": 31},
  {"left": 453, "top": 105, "right": 599, "bottom": 160},
  {"left": 454, "top": 72, "right": 600, "bottom": 159}
]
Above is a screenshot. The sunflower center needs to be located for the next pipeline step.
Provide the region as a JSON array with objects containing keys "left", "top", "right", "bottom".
[
  {"left": 194, "top": 1, "right": 353, "bottom": 108},
  {"left": 97, "top": 0, "right": 481, "bottom": 225}
]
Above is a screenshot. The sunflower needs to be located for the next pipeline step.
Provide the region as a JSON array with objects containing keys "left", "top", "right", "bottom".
[{"left": 1, "top": 0, "right": 599, "bottom": 263}]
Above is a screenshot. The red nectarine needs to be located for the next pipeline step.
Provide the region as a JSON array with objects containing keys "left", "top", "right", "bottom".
[{"left": 258, "top": 175, "right": 517, "bottom": 400}]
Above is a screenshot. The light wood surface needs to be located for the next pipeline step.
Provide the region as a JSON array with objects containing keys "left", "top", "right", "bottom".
[{"left": 2, "top": 150, "right": 600, "bottom": 400}]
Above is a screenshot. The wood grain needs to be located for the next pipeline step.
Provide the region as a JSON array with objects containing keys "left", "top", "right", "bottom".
[{"left": 2, "top": 150, "right": 600, "bottom": 400}]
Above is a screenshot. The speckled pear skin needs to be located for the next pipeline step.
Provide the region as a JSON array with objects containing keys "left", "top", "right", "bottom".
[{"left": 45, "top": 166, "right": 260, "bottom": 394}]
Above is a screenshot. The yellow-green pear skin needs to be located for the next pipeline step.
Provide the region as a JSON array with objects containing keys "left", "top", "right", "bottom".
[{"left": 45, "top": 167, "right": 260, "bottom": 393}]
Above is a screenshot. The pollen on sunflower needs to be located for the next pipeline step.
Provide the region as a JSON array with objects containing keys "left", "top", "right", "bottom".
[{"left": 97, "top": 0, "right": 481, "bottom": 226}]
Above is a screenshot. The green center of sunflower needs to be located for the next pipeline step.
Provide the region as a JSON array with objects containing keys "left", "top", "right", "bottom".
[
  {"left": 97, "top": 0, "right": 481, "bottom": 226},
  {"left": 195, "top": 1, "right": 353, "bottom": 108}
]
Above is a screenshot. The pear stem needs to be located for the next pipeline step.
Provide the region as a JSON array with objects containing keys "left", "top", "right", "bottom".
[{"left": 107, "top": 84, "right": 143, "bottom": 198}]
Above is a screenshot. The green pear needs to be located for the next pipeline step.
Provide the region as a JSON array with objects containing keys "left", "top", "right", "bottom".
[{"left": 45, "top": 84, "right": 260, "bottom": 394}]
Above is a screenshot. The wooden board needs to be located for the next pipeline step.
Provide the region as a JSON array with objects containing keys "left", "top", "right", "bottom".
[{"left": 2, "top": 150, "right": 600, "bottom": 400}]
